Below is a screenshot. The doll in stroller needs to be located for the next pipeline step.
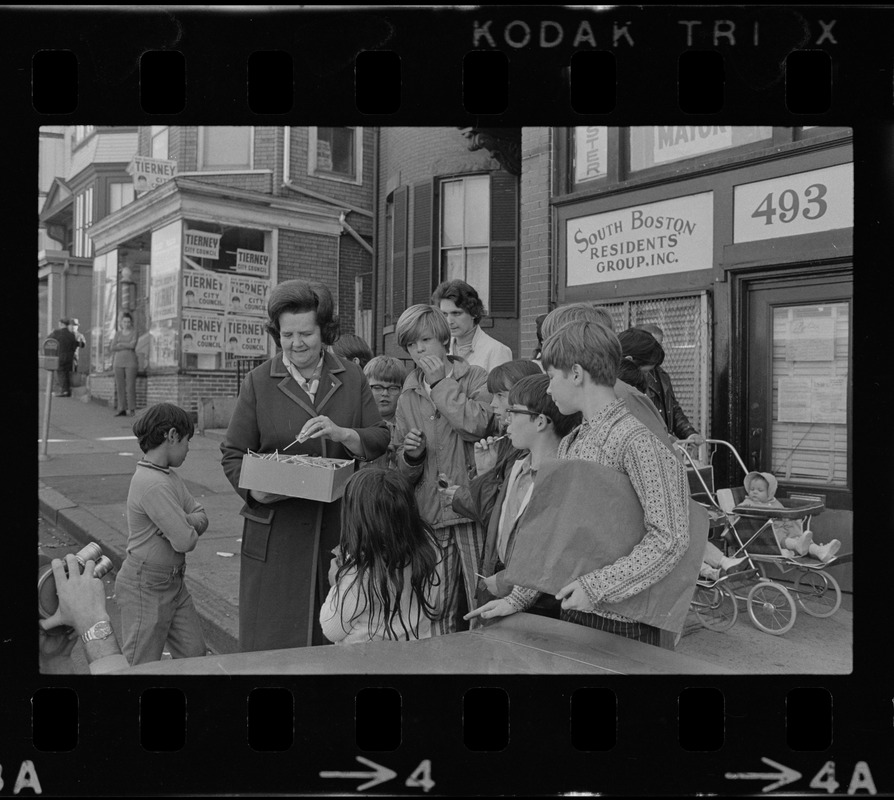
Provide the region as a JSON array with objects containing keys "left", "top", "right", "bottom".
[{"left": 682, "top": 440, "right": 850, "bottom": 636}]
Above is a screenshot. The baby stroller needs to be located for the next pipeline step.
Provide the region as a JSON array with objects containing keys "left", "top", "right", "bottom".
[{"left": 681, "top": 439, "right": 850, "bottom": 636}]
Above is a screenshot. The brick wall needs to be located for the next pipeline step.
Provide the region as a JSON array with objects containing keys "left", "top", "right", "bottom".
[
  {"left": 287, "top": 127, "right": 374, "bottom": 237},
  {"left": 519, "top": 127, "right": 553, "bottom": 361},
  {"left": 375, "top": 127, "right": 501, "bottom": 352},
  {"left": 277, "top": 228, "right": 339, "bottom": 286},
  {"left": 90, "top": 371, "right": 240, "bottom": 419}
]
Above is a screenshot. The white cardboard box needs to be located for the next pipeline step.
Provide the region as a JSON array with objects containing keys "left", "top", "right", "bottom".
[{"left": 238, "top": 454, "right": 355, "bottom": 502}]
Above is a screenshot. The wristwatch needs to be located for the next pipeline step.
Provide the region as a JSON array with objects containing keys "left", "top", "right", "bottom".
[{"left": 81, "top": 619, "right": 113, "bottom": 644}]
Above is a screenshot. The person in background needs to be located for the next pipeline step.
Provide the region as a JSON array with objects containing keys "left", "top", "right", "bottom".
[
  {"left": 393, "top": 303, "right": 493, "bottom": 633},
  {"left": 320, "top": 469, "right": 446, "bottom": 644},
  {"left": 70, "top": 317, "right": 86, "bottom": 374},
  {"left": 111, "top": 311, "right": 139, "bottom": 417},
  {"left": 431, "top": 279, "right": 513, "bottom": 372},
  {"left": 115, "top": 403, "right": 209, "bottom": 666},
  {"left": 362, "top": 355, "right": 409, "bottom": 470},
  {"left": 331, "top": 333, "right": 374, "bottom": 370},
  {"left": 220, "top": 279, "right": 389, "bottom": 652},
  {"left": 540, "top": 304, "right": 676, "bottom": 452},
  {"left": 49, "top": 317, "right": 83, "bottom": 397},
  {"left": 623, "top": 325, "right": 705, "bottom": 447}
]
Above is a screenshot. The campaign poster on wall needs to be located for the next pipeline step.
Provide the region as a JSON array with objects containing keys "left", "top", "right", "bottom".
[
  {"left": 181, "top": 311, "right": 225, "bottom": 355},
  {"left": 228, "top": 276, "right": 269, "bottom": 316},
  {"left": 235, "top": 248, "right": 271, "bottom": 278},
  {"left": 183, "top": 270, "right": 228, "bottom": 312},
  {"left": 183, "top": 229, "right": 222, "bottom": 259},
  {"left": 225, "top": 316, "right": 268, "bottom": 357}
]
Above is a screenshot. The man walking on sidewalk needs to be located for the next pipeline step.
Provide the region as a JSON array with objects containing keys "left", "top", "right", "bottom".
[{"left": 49, "top": 318, "right": 84, "bottom": 397}]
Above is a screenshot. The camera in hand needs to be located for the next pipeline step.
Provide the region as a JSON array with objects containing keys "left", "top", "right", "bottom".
[{"left": 38, "top": 542, "right": 113, "bottom": 627}]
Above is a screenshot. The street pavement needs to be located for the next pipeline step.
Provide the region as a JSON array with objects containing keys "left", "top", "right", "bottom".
[
  {"left": 38, "top": 377, "right": 243, "bottom": 655},
  {"left": 37, "top": 375, "right": 853, "bottom": 672}
]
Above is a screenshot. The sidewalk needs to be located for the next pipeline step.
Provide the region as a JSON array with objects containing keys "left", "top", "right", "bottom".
[{"left": 37, "top": 378, "right": 242, "bottom": 654}]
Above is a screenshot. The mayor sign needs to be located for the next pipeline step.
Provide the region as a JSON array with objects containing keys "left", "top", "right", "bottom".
[{"left": 566, "top": 192, "right": 714, "bottom": 286}]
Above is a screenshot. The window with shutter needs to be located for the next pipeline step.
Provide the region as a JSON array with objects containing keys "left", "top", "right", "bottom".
[
  {"left": 489, "top": 171, "right": 519, "bottom": 317},
  {"left": 437, "top": 175, "right": 492, "bottom": 310},
  {"left": 412, "top": 181, "right": 434, "bottom": 305},
  {"left": 390, "top": 187, "right": 408, "bottom": 321}
]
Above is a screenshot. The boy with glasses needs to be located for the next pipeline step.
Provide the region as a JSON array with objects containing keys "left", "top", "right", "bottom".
[
  {"left": 450, "top": 373, "right": 579, "bottom": 618},
  {"left": 362, "top": 355, "right": 408, "bottom": 470}
]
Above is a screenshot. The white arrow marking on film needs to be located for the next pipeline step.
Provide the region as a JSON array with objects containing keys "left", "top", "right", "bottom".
[
  {"left": 320, "top": 756, "right": 397, "bottom": 792},
  {"left": 725, "top": 757, "right": 801, "bottom": 792}
]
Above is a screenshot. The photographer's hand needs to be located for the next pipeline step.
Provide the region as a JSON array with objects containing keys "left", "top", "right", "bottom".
[{"left": 38, "top": 554, "right": 129, "bottom": 674}]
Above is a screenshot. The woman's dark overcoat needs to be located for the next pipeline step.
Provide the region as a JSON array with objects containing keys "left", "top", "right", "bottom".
[{"left": 220, "top": 351, "right": 389, "bottom": 652}]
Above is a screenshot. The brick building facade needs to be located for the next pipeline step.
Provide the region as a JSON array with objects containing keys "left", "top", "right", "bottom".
[{"left": 86, "top": 126, "right": 373, "bottom": 416}]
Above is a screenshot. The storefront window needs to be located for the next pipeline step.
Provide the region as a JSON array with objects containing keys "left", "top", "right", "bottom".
[
  {"left": 440, "top": 175, "right": 490, "bottom": 312},
  {"left": 771, "top": 302, "right": 849, "bottom": 487},
  {"left": 629, "top": 126, "right": 773, "bottom": 172},
  {"left": 91, "top": 250, "right": 118, "bottom": 372},
  {"left": 596, "top": 293, "right": 711, "bottom": 438}
]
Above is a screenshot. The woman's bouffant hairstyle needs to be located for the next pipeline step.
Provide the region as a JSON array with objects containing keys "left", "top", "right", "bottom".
[
  {"left": 265, "top": 279, "right": 340, "bottom": 347},
  {"left": 540, "top": 320, "right": 621, "bottom": 388},
  {"left": 430, "top": 279, "right": 486, "bottom": 325},
  {"left": 540, "top": 302, "right": 614, "bottom": 341},
  {"left": 364, "top": 355, "right": 409, "bottom": 386},
  {"left": 132, "top": 402, "right": 194, "bottom": 453},
  {"left": 331, "top": 333, "right": 374, "bottom": 369},
  {"left": 486, "top": 358, "right": 542, "bottom": 395},
  {"left": 508, "top": 373, "right": 581, "bottom": 439},
  {"left": 395, "top": 304, "right": 451, "bottom": 352},
  {"left": 334, "top": 469, "right": 445, "bottom": 641}
]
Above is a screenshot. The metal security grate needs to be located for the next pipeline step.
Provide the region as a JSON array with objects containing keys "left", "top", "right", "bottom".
[{"left": 595, "top": 293, "right": 711, "bottom": 438}]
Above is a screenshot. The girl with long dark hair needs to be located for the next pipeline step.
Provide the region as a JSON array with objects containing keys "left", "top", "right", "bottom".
[{"left": 320, "top": 469, "right": 446, "bottom": 643}]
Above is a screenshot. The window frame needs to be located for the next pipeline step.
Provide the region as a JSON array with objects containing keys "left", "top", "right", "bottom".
[
  {"left": 437, "top": 173, "right": 491, "bottom": 310},
  {"left": 307, "top": 126, "right": 363, "bottom": 185},
  {"left": 150, "top": 125, "right": 169, "bottom": 160}
]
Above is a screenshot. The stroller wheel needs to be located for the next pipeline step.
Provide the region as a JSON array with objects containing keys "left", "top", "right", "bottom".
[
  {"left": 694, "top": 583, "right": 738, "bottom": 632},
  {"left": 794, "top": 570, "right": 842, "bottom": 618},
  {"left": 746, "top": 581, "right": 797, "bottom": 635}
]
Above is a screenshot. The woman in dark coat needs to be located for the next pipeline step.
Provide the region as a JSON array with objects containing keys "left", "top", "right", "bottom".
[{"left": 220, "top": 280, "right": 390, "bottom": 652}]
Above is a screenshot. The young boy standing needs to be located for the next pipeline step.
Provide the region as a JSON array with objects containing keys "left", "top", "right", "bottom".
[
  {"left": 467, "top": 321, "right": 691, "bottom": 647},
  {"left": 115, "top": 403, "right": 209, "bottom": 665}
]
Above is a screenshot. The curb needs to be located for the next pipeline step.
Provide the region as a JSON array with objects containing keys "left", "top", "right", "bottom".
[{"left": 38, "top": 480, "right": 239, "bottom": 655}]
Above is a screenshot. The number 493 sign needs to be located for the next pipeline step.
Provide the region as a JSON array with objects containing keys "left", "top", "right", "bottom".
[{"left": 733, "top": 162, "right": 853, "bottom": 243}]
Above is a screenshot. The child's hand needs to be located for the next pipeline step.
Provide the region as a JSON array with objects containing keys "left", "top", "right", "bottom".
[
  {"left": 403, "top": 428, "right": 426, "bottom": 459},
  {"left": 417, "top": 355, "right": 447, "bottom": 386},
  {"left": 473, "top": 437, "right": 501, "bottom": 475},
  {"left": 437, "top": 473, "right": 458, "bottom": 506},
  {"left": 463, "top": 598, "right": 516, "bottom": 621},
  {"left": 556, "top": 580, "right": 592, "bottom": 613}
]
